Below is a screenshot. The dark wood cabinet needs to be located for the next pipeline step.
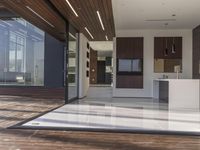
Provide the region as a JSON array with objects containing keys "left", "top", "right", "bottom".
[
  {"left": 117, "top": 37, "right": 143, "bottom": 58},
  {"left": 133, "top": 38, "right": 143, "bottom": 58},
  {"left": 116, "top": 37, "right": 144, "bottom": 89},
  {"left": 154, "top": 37, "right": 165, "bottom": 58},
  {"left": 193, "top": 25, "right": 200, "bottom": 79},
  {"left": 154, "top": 37, "right": 182, "bottom": 59},
  {"left": 172, "top": 37, "right": 182, "bottom": 59},
  {"left": 116, "top": 75, "right": 143, "bottom": 88}
]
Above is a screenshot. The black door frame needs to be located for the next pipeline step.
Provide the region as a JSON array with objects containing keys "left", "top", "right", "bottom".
[
  {"left": 45, "top": 0, "right": 79, "bottom": 104},
  {"left": 64, "top": 22, "right": 69, "bottom": 104}
]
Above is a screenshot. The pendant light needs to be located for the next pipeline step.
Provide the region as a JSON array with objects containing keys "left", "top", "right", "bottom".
[
  {"left": 164, "top": 23, "right": 169, "bottom": 56},
  {"left": 165, "top": 38, "right": 168, "bottom": 56},
  {"left": 172, "top": 37, "right": 176, "bottom": 54}
]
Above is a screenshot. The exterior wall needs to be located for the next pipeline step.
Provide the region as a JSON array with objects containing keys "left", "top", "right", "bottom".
[
  {"left": 44, "top": 33, "right": 65, "bottom": 88},
  {"left": 113, "top": 29, "right": 193, "bottom": 98},
  {"left": 78, "top": 33, "right": 90, "bottom": 98}
]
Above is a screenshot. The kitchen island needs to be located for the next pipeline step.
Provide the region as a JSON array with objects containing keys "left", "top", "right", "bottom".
[{"left": 153, "top": 79, "right": 200, "bottom": 111}]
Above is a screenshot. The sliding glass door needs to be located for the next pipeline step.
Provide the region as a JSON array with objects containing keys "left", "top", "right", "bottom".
[{"left": 68, "top": 25, "right": 79, "bottom": 100}]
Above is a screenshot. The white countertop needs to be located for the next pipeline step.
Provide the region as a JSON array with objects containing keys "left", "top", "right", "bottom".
[{"left": 153, "top": 78, "right": 200, "bottom": 111}]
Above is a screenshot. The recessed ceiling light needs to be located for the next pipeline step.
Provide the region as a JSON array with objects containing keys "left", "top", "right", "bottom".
[
  {"left": 97, "top": 11, "right": 105, "bottom": 31},
  {"left": 65, "top": 0, "right": 79, "bottom": 17},
  {"left": 164, "top": 23, "right": 169, "bottom": 26},
  {"left": 26, "top": 6, "right": 55, "bottom": 28},
  {"left": 85, "top": 27, "right": 94, "bottom": 39},
  {"left": 105, "top": 35, "right": 108, "bottom": 41}
]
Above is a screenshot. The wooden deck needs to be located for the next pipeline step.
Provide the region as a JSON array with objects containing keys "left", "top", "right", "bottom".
[
  {"left": 0, "top": 87, "right": 65, "bottom": 99},
  {"left": 0, "top": 96, "right": 200, "bottom": 150}
]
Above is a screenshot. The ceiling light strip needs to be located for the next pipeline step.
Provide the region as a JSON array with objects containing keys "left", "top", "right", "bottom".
[
  {"left": 105, "top": 35, "right": 108, "bottom": 41},
  {"left": 85, "top": 27, "right": 94, "bottom": 39},
  {"left": 26, "top": 6, "right": 55, "bottom": 28},
  {"left": 97, "top": 11, "right": 105, "bottom": 30},
  {"left": 65, "top": 0, "right": 79, "bottom": 17}
]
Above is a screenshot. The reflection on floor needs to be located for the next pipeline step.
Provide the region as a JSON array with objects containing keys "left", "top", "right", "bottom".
[
  {"left": 87, "top": 86, "right": 112, "bottom": 98},
  {"left": 22, "top": 97, "right": 200, "bottom": 134},
  {"left": 68, "top": 85, "right": 77, "bottom": 100}
]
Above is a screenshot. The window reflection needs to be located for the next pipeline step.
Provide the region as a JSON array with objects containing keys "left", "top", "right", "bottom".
[
  {"left": 0, "top": 18, "right": 44, "bottom": 86},
  {"left": 68, "top": 26, "right": 78, "bottom": 100}
]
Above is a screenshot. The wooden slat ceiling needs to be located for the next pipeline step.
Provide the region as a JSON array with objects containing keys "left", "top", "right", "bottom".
[
  {"left": 50, "top": 0, "right": 115, "bottom": 41},
  {"left": 0, "top": 0, "right": 115, "bottom": 41},
  {"left": 0, "top": 5, "right": 20, "bottom": 19}
]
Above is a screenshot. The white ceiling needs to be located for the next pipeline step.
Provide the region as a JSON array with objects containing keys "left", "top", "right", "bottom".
[
  {"left": 98, "top": 51, "right": 113, "bottom": 57},
  {"left": 89, "top": 41, "right": 113, "bottom": 51},
  {"left": 112, "top": 0, "right": 200, "bottom": 30}
]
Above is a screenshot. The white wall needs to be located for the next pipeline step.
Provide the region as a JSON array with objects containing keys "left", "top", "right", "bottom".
[
  {"left": 78, "top": 33, "right": 90, "bottom": 98},
  {"left": 113, "top": 29, "right": 193, "bottom": 98}
]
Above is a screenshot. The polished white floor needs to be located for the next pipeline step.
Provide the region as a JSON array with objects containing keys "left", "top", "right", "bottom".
[{"left": 22, "top": 97, "right": 200, "bottom": 134}]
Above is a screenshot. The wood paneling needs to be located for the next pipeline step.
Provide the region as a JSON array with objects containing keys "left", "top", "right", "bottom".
[
  {"left": 193, "top": 25, "right": 200, "bottom": 79},
  {"left": 116, "top": 37, "right": 144, "bottom": 89},
  {"left": 117, "top": 37, "right": 143, "bottom": 58},
  {"left": 0, "top": 0, "right": 115, "bottom": 41},
  {"left": 116, "top": 75, "right": 143, "bottom": 88},
  {"left": 90, "top": 48, "right": 98, "bottom": 84},
  {"left": 0, "top": 87, "right": 65, "bottom": 99},
  {"left": 50, "top": 0, "right": 115, "bottom": 41},
  {"left": 154, "top": 37, "right": 182, "bottom": 59},
  {"left": 154, "top": 37, "right": 165, "bottom": 58}
]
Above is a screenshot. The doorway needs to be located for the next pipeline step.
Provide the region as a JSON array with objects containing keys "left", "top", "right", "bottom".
[
  {"left": 90, "top": 50, "right": 113, "bottom": 86},
  {"left": 97, "top": 61, "right": 106, "bottom": 84}
]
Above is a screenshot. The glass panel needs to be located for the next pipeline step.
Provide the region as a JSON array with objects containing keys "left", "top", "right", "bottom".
[
  {"left": 0, "top": 18, "right": 44, "bottom": 86},
  {"left": 132, "top": 59, "right": 142, "bottom": 72},
  {"left": 118, "top": 59, "right": 132, "bottom": 72},
  {"left": 118, "top": 59, "right": 142, "bottom": 72},
  {"left": 154, "top": 59, "right": 182, "bottom": 73},
  {"left": 68, "top": 28, "right": 78, "bottom": 100}
]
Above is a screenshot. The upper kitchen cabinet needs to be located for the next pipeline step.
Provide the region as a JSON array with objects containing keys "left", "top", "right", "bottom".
[
  {"left": 154, "top": 37, "right": 182, "bottom": 73},
  {"left": 154, "top": 37, "right": 182, "bottom": 59},
  {"left": 117, "top": 37, "right": 143, "bottom": 59}
]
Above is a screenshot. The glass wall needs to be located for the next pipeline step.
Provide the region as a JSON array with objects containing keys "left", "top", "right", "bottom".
[
  {"left": 68, "top": 25, "right": 79, "bottom": 100},
  {"left": 0, "top": 18, "right": 45, "bottom": 86}
]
